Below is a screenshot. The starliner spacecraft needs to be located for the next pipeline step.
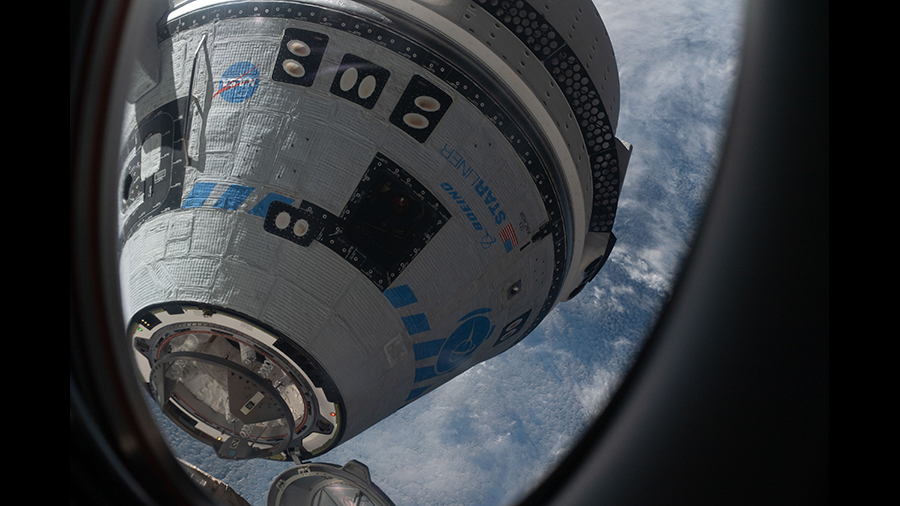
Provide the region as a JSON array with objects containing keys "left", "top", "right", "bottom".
[{"left": 119, "top": 0, "right": 630, "bottom": 482}]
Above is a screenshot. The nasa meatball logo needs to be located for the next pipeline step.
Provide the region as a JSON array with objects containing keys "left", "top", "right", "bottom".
[
  {"left": 434, "top": 308, "right": 496, "bottom": 375},
  {"left": 215, "top": 62, "right": 260, "bottom": 103}
]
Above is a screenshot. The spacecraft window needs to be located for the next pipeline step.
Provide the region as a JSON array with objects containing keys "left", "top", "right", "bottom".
[
  {"left": 140, "top": 133, "right": 162, "bottom": 181},
  {"left": 122, "top": 173, "right": 132, "bottom": 201},
  {"left": 69, "top": 0, "right": 748, "bottom": 504}
]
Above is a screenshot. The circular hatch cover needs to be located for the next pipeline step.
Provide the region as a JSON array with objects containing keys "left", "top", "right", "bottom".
[{"left": 268, "top": 460, "right": 395, "bottom": 506}]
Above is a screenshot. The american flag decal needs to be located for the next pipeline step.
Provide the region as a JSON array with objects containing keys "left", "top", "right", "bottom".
[{"left": 499, "top": 223, "right": 518, "bottom": 252}]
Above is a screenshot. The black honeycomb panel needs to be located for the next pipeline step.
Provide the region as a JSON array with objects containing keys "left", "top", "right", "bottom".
[
  {"left": 474, "top": 0, "right": 563, "bottom": 60},
  {"left": 544, "top": 47, "right": 622, "bottom": 233},
  {"left": 545, "top": 47, "right": 614, "bottom": 155},
  {"left": 588, "top": 151, "right": 622, "bottom": 233}
]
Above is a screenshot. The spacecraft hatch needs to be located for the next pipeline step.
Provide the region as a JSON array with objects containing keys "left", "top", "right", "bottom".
[{"left": 119, "top": 0, "right": 631, "bottom": 465}]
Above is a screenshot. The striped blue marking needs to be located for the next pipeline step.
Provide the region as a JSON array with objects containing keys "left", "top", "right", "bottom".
[
  {"left": 414, "top": 366, "right": 439, "bottom": 383},
  {"left": 384, "top": 285, "right": 418, "bottom": 308},
  {"left": 249, "top": 192, "right": 294, "bottom": 217},
  {"left": 214, "top": 184, "right": 255, "bottom": 210},
  {"left": 413, "top": 338, "right": 444, "bottom": 360},
  {"left": 405, "top": 385, "right": 431, "bottom": 401},
  {"left": 401, "top": 313, "right": 430, "bottom": 335},
  {"left": 182, "top": 182, "right": 217, "bottom": 208}
]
